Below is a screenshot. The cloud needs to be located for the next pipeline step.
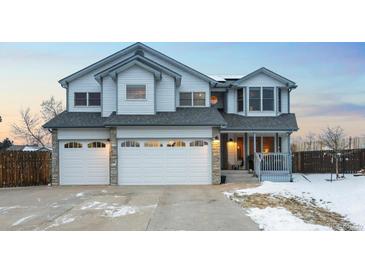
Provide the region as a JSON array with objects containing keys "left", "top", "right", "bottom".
[{"left": 293, "top": 102, "right": 365, "bottom": 118}]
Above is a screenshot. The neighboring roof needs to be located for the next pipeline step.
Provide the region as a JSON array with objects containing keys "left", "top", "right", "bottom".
[
  {"left": 6, "top": 145, "right": 50, "bottom": 152},
  {"left": 6, "top": 145, "right": 27, "bottom": 151},
  {"left": 220, "top": 113, "right": 299, "bottom": 132},
  {"left": 43, "top": 112, "right": 108, "bottom": 128},
  {"left": 209, "top": 75, "right": 245, "bottom": 82},
  {"left": 105, "top": 108, "right": 227, "bottom": 127},
  {"left": 43, "top": 108, "right": 227, "bottom": 128},
  {"left": 233, "top": 67, "right": 297, "bottom": 88},
  {"left": 59, "top": 42, "right": 217, "bottom": 87},
  {"left": 94, "top": 54, "right": 182, "bottom": 86}
]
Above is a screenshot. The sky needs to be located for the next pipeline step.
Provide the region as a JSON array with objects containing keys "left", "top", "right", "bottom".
[{"left": 0, "top": 42, "right": 364, "bottom": 143}]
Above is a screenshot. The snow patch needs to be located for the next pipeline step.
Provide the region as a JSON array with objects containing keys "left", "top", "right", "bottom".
[
  {"left": 233, "top": 174, "right": 365, "bottom": 229},
  {"left": 103, "top": 206, "right": 137, "bottom": 218},
  {"left": 247, "top": 207, "right": 332, "bottom": 231},
  {"left": 76, "top": 192, "right": 84, "bottom": 197},
  {"left": 45, "top": 214, "right": 76, "bottom": 229},
  {"left": 12, "top": 215, "right": 36, "bottom": 226}
]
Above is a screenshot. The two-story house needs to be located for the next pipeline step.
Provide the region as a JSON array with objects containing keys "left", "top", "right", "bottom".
[{"left": 44, "top": 42, "right": 298, "bottom": 186}]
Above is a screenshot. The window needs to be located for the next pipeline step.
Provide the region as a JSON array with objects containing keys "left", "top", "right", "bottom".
[
  {"left": 88, "top": 141, "right": 106, "bottom": 148},
  {"left": 179, "top": 92, "right": 192, "bottom": 106},
  {"left": 144, "top": 141, "right": 162, "bottom": 147},
  {"left": 193, "top": 92, "right": 206, "bottom": 106},
  {"left": 263, "top": 87, "right": 274, "bottom": 111},
  {"left": 74, "top": 92, "right": 87, "bottom": 106},
  {"left": 167, "top": 140, "right": 186, "bottom": 147},
  {"left": 249, "top": 87, "right": 261, "bottom": 111},
  {"left": 64, "top": 142, "right": 82, "bottom": 148},
  {"left": 126, "top": 85, "right": 146, "bottom": 100},
  {"left": 249, "top": 137, "right": 261, "bottom": 155},
  {"left": 189, "top": 140, "right": 208, "bottom": 147},
  {"left": 278, "top": 88, "right": 282, "bottom": 112},
  {"left": 237, "top": 88, "right": 244, "bottom": 112},
  {"left": 262, "top": 137, "right": 275, "bottom": 153},
  {"left": 88, "top": 92, "right": 101, "bottom": 106},
  {"left": 120, "top": 141, "right": 140, "bottom": 147},
  {"left": 179, "top": 92, "right": 206, "bottom": 106}
]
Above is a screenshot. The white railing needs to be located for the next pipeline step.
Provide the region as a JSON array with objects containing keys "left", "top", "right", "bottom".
[{"left": 254, "top": 153, "right": 292, "bottom": 182}]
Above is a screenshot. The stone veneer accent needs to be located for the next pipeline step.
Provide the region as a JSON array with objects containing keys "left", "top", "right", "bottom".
[
  {"left": 51, "top": 129, "right": 59, "bottom": 186},
  {"left": 110, "top": 127, "right": 118, "bottom": 185},
  {"left": 212, "top": 138, "right": 221, "bottom": 185}
]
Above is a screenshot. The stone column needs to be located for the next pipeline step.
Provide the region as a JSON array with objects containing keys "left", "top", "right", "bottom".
[
  {"left": 212, "top": 136, "right": 221, "bottom": 185},
  {"left": 51, "top": 129, "right": 59, "bottom": 186},
  {"left": 110, "top": 127, "right": 118, "bottom": 185}
]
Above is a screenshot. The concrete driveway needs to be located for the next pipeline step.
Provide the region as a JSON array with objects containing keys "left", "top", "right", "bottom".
[{"left": 0, "top": 183, "right": 258, "bottom": 231}]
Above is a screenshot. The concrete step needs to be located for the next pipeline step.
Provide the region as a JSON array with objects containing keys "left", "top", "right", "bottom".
[{"left": 221, "top": 170, "right": 259, "bottom": 184}]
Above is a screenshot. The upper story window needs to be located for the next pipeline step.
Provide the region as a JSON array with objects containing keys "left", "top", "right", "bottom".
[
  {"left": 263, "top": 87, "right": 274, "bottom": 111},
  {"left": 237, "top": 88, "right": 244, "bottom": 112},
  {"left": 179, "top": 92, "right": 206, "bottom": 107},
  {"left": 249, "top": 87, "right": 261, "bottom": 111},
  {"left": 74, "top": 92, "right": 101, "bottom": 107},
  {"left": 75, "top": 92, "right": 87, "bottom": 106},
  {"left": 278, "top": 88, "right": 282, "bottom": 112},
  {"left": 88, "top": 92, "right": 101, "bottom": 106},
  {"left": 126, "top": 85, "right": 146, "bottom": 100}
]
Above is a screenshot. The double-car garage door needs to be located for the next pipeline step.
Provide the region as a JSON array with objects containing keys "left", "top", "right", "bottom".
[
  {"left": 59, "top": 139, "right": 211, "bottom": 185},
  {"left": 118, "top": 139, "right": 211, "bottom": 185}
]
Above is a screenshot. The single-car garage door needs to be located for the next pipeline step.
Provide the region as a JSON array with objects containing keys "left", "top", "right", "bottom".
[
  {"left": 59, "top": 140, "right": 110, "bottom": 185},
  {"left": 118, "top": 139, "right": 211, "bottom": 185}
]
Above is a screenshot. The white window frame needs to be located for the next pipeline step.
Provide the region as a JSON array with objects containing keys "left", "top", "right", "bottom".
[
  {"left": 74, "top": 92, "right": 101, "bottom": 107},
  {"left": 247, "top": 87, "right": 277, "bottom": 112},
  {"left": 179, "top": 92, "right": 206, "bottom": 107},
  {"left": 126, "top": 85, "right": 147, "bottom": 100}
]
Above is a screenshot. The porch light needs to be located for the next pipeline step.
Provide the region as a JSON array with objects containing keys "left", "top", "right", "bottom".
[
  {"left": 213, "top": 135, "right": 220, "bottom": 142},
  {"left": 210, "top": 95, "right": 218, "bottom": 105}
]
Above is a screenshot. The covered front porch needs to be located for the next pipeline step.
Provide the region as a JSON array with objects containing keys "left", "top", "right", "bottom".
[{"left": 220, "top": 131, "right": 292, "bottom": 182}]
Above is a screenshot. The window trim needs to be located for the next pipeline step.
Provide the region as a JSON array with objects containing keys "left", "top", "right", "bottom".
[
  {"left": 248, "top": 87, "right": 262, "bottom": 112},
  {"left": 179, "top": 91, "right": 206, "bottom": 107},
  {"left": 74, "top": 92, "right": 101, "bottom": 107},
  {"left": 74, "top": 92, "right": 88, "bottom": 107},
  {"left": 237, "top": 88, "right": 244, "bottom": 112},
  {"left": 262, "top": 87, "right": 275, "bottom": 112},
  {"left": 126, "top": 84, "right": 147, "bottom": 100}
]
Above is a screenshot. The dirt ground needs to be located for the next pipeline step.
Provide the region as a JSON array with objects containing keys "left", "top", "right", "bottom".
[{"left": 230, "top": 192, "right": 360, "bottom": 231}]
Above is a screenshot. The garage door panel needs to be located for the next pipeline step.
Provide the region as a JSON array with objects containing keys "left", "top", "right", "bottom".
[
  {"left": 59, "top": 140, "right": 109, "bottom": 185},
  {"left": 118, "top": 139, "right": 211, "bottom": 185}
]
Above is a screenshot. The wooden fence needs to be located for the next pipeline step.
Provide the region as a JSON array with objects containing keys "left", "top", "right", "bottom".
[
  {"left": 0, "top": 151, "right": 51, "bottom": 188},
  {"left": 293, "top": 149, "right": 365, "bottom": 173}
]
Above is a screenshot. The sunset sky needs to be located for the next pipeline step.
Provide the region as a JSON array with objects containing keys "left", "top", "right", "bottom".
[{"left": 1, "top": 42, "right": 364, "bottom": 143}]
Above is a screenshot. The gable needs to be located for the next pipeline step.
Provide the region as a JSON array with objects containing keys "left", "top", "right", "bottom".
[
  {"left": 59, "top": 42, "right": 216, "bottom": 88},
  {"left": 234, "top": 67, "right": 296, "bottom": 88}
]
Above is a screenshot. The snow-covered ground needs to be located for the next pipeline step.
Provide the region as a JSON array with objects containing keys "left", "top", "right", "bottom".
[{"left": 231, "top": 174, "right": 365, "bottom": 231}]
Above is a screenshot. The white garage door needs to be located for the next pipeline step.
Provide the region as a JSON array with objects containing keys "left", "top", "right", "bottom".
[
  {"left": 118, "top": 139, "right": 211, "bottom": 185},
  {"left": 59, "top": 140, "right": 110, "bottom": 185}
]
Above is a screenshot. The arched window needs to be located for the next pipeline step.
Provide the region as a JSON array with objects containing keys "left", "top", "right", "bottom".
[
  {"left": 88, "top": 142, "right": 106, "bottom": 148},
  {"left": 189, "top": 140, "right": 208, "bottom": 147},
  {"left": 64, "top": 142, "right": 82, "bottom": 148},
  {"left": 120, "top": 141, "right": 140, "bottom": 147},
  {"left": 167, "top": 140, "right": 186, "bottom": 147},
  {"left": 144, "top": 141, "right": 162, "bottom": 147}
]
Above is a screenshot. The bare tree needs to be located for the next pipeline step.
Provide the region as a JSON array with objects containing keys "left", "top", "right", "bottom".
[
  {"left": 40, "top": 96, "right": 64, "bottom": 122},
  {"left": 319, "top": 126, "right": 348, "bottom": 179},
  {"left": 304, "top": 132, "right": 317, "bottom": 151},
  {"left": 11, "top": 97, "right": 64, "bottom": 147},
  {"left": 12, "top": 108, "right": 49, "bottom": 147}
]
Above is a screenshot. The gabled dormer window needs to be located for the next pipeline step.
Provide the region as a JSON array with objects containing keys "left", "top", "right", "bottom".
[
  {"left": 249, "top": 87, "right": 261, "bottom": 111},
  {"left": 179, "top": 92, "right": 206, "bottom": 107},
  {"left": 237, "top": 88, "right": 244, "bottom": 112},
  {"left": 74, "top": 92, "right": 101, "bottom": 106}
]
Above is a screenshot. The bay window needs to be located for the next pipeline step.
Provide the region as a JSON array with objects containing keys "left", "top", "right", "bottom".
[
  {"left": 263, "top": 87, "right": 274, "bottom": 111},
  {"left": 249, "top": 87, "right": 261, "bottom": 111}
]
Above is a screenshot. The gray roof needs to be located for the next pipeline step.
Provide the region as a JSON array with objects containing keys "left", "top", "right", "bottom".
[
  {"left": 43, "top": 112, "right": 108, "bottom": 128},
  {"left": 221, "top": 112, "right": 298, "bottom": 131},
  {"left": 43, "top": 108, "right": 226, "bottom": 128}
]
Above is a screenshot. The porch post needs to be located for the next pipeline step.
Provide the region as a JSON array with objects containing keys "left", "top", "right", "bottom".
[
  {"left": 253, "top": 133, "right": 256, "bottom": 155},
  {"left": 275, "top": 133, "right": 279, "bottom": 152},
  {"left": 244, "top": 133, "right": 248, "bottom": 169}
]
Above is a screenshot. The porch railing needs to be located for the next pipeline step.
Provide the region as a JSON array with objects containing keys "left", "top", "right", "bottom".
[{"left": 254, "top": 153, "right": 292, "bottom": 182}]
